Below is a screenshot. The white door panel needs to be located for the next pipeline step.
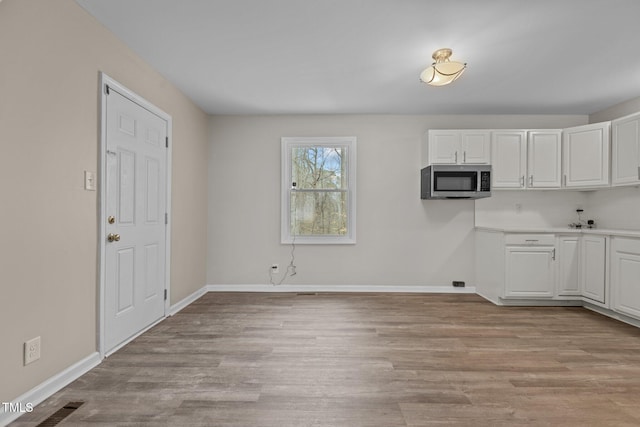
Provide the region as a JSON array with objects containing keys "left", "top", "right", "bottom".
[{"left": 104, "top": 87, "right": 167, "bottom": 353}]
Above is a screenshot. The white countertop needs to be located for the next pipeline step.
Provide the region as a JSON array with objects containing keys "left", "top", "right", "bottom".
[{"left": 475, "top": 226, "right": 640, "bottom": 239}]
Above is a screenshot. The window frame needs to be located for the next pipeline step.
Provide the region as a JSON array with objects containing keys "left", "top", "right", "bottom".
[{"left": 281, "top": 136, "right": 356, "bottom": 244}]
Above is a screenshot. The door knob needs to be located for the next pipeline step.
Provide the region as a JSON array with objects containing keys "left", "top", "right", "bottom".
[{"left": 107, "top": 233, "right": 120, "bottom": 242}]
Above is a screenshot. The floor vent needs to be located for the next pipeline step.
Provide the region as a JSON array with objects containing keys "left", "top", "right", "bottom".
[
  {"left": 36, "top": 401, "right": 84, "bottom": 427},
  {"left": 296, "top": 292, "right": 317, "bottom": 296}
]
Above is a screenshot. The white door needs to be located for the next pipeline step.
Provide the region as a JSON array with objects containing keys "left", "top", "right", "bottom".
[
  {"left": 528, "top": 131, "right": 562, "bottom": 188},
  {"left": 612, "top": 237, "right": 640, "bottom": 319},
  {"left": 427, "top": 130, "right": 461, "bottom": 164},
  {"left": 104, "top": 86, "right": 168, "bottom": 353},
  {"left": 491, "top": 131, "right": 527, "bottom": 188},
  {"left": 461, "top": 131, "right": 491, "bottom": 164},
  {"left": 611, "top": 112, "right": 640, "bottom": 186},
  {"left": 562, "top": 122, "right": 610, "bottom": 188},
  {"left": 504, "top": 246, "right": 555, "bottom": 298},
  {"left": 581, "top": 235, "right": 606, "bottom": 304},
  {"left": 557, "top": 236, "right": 581, "bottom": 296}
]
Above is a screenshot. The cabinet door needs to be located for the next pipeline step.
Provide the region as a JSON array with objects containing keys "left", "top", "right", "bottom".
[
  {"left": 563, "top": 122, "right": 610, "bottom": 188},
  {"left": 491, "top": 131, "right": 527, "bottom": 188},
  {"left": 557, "top": 236, "right": 581, "bottom": 296},
  {"left": 505, "top": 246, "right": 555, "bottom": 298},
  {"left": 581, "top": 235, "right": 606, "bottom": 304},
  {"left": 528, "top": 131, "right": 562, "bottom": 188},
  {"left": 612, "top": 238, "right": 640, "bottom": 319},
  {"left": 427, "top": 130, "right": 461, "bottom": 164},
  {"left": 612, "top": 112, "right": 640, "bottom": 186},
  {"left": 461, "top": 131, "right": 491, "bottom": 164}
]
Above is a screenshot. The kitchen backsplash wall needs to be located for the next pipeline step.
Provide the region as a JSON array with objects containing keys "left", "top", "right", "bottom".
[
  {"left": 585, "top": 186, "right": 640, "bottom": 230},
  {"left": 475, "top": 186, "right": 640, "bottom": 231},
  {"left": 475, "top": 190, "right": 588, "bottom": 228}
]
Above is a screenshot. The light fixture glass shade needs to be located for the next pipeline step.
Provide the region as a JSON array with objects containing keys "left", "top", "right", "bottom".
[{"left": 420, "top": 48, "right": 466, "bottom": 86}]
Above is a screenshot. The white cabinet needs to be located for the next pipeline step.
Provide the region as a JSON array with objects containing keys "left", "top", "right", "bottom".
[
  {"left": 427, "top": 130, "right": 491, "bottom": 165},
  {"left": 612, "top": 112, "right": 640, "bottom": 186},
  {"left": 491, "top": 131, "right": 527, "bottom": 188},
  {"left": 528, "top": 131, "right": 562, "bottom": 188},
  {"left": 504, "top": 234, "right": 555, "bottom": 299},
  {"left": 557, "top": 235, "right": 581, "bottom": 296},
  {"left": 563, "top": 122, "right": 610, "bottom": 188},
  {"left": 611, "top": 237, "right": 640, "bottom": 319},
  {"left": 557, "top": 234, "right": 607, "bottom": 303},
  {"left": 581, "top": 235, "right": 607, "bottom": 304},
  {"left": 491, "top": 130, "right": 561, "bottom": 189}
]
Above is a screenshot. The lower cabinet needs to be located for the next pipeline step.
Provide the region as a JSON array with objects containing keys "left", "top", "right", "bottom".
[
  {"left": 504, "top": 234, "right": 556, "bottom": 299},
  {"left": 557, "top": 235, "right": 581, "bottom": 296},
  {"left": 582, "top": 235, "right": 607, "bottom": 304},
  {"left": 476, "top": 229, "right": 639, "bottom": 328},
  {"left": 557, "top": 234, "right": 607, "bottom": 304},
  {"left": 611, "top": 237, "right": 640, "bottom": 319}
]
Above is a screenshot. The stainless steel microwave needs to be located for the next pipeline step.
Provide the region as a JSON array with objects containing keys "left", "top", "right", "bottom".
[{"left": 421, "top": 165, "right": 491, "bottom": 199}]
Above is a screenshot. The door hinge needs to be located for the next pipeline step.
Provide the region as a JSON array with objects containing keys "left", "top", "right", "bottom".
[
  {"left": 105, "top": 84, "right": 110, "bottom": 95},
  {"left": 164, "top": 289, "right": 168, "bottom": 301},
  {"left": 165, "top": 137, "right": 169, "bottom": 148},
  {"left": 165, "top": 213, "right": 168, "bottom": 225}
]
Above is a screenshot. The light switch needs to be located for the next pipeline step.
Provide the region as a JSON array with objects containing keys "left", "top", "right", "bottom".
[{"left": 84, "top": 171, "right": 96, "bottom": 191}]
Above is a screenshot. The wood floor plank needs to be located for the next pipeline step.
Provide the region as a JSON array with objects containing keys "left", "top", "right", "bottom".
[{"left": 10, "top": 293, "right": 640, "bottom": 426}]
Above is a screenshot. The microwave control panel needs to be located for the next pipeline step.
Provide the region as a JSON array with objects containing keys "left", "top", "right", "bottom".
[{"left": 480, "top": 171, "right": 491, "bottom": 191}]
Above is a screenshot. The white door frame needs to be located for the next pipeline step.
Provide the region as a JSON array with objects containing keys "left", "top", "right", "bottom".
[{"left": 98, "top": 72, "right": 172, "bottom": 357}]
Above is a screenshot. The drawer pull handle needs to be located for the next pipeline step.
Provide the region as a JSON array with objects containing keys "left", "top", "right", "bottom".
[{"left": 525, "top": 239, "right": 539, "bottom": 242}]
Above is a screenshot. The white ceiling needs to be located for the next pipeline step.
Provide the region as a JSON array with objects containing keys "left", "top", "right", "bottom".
[{"left": 76, "top": 0, "right": 640, "bottom": 115}]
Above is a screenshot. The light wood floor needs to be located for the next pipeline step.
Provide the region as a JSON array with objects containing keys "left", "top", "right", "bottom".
[{"left": 11, "top": 293, "right": 640, "bottom": 426}]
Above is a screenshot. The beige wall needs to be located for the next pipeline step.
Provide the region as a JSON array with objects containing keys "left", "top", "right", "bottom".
[
  {"left": 207, "top": 114, "right": 586, "bottom": 287},
  {"left": 0, "top": 0, "right": 209, "bottom": 403},
  {"left": 590, "top": 95, "right": 640, "bottom": 123}
]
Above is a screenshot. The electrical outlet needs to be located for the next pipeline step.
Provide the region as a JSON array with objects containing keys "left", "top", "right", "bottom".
[
  {"left": 24, "top": 336, "right": 41, "bottom": 365},
  {"left": 271, "top": 264, "right": 279, "bottom": 274}
]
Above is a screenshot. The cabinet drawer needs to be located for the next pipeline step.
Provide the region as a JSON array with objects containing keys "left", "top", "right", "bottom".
[
  {"left": 614, "top": 237, "right": 640, "bottom": 253},
  {"left": 505, "top": 234, "right": 555, "bottom": 246}
]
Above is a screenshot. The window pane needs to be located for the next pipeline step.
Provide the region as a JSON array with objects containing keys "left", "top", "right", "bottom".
[
  {"left": 291, "top": 146, "right": 346, "bottom": 190},
  {"left": 291, "top": 191, "right": 347, "bottom": 236}
]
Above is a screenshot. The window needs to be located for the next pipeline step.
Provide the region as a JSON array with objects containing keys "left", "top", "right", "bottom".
[{"left": 281, "top": 137, "right": 356, "bottom": 244}]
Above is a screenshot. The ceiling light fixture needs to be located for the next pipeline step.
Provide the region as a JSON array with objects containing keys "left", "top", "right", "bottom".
[{"left": 420, "top": 48, "right": 466, "bottom": 86}]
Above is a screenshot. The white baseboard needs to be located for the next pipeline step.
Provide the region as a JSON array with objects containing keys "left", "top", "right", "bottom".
[
  {"left": 169, "top": 286, "right": 208, "bottom": 316},
  {"left": 207, "top": 283, "right": 477, "bottom": 294},
  {"left": 0, "top": 352, "right": 101, "bottom": 427}
]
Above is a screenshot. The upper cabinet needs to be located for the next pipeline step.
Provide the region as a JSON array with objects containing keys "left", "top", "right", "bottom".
[
  {"left": 425, "top": 115, "right": 640, "bottom": 191},
  {"left": 491, "top": 131, "right": 527, "bottom": 188},
  {"left": 528, "top": 131, "right": 563, "bottom": 188},
  {"left": 612, "top": 112, "right": 640, "bottom": 186},
  {"left": 427, "top": 130, "right": 491, "bottom": 165},
  {"left": 491, "top": 130, "right": 561, "bottom": 189},
  {"left": 563, "top": 122, "right": 610, "bottom": 188}
]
